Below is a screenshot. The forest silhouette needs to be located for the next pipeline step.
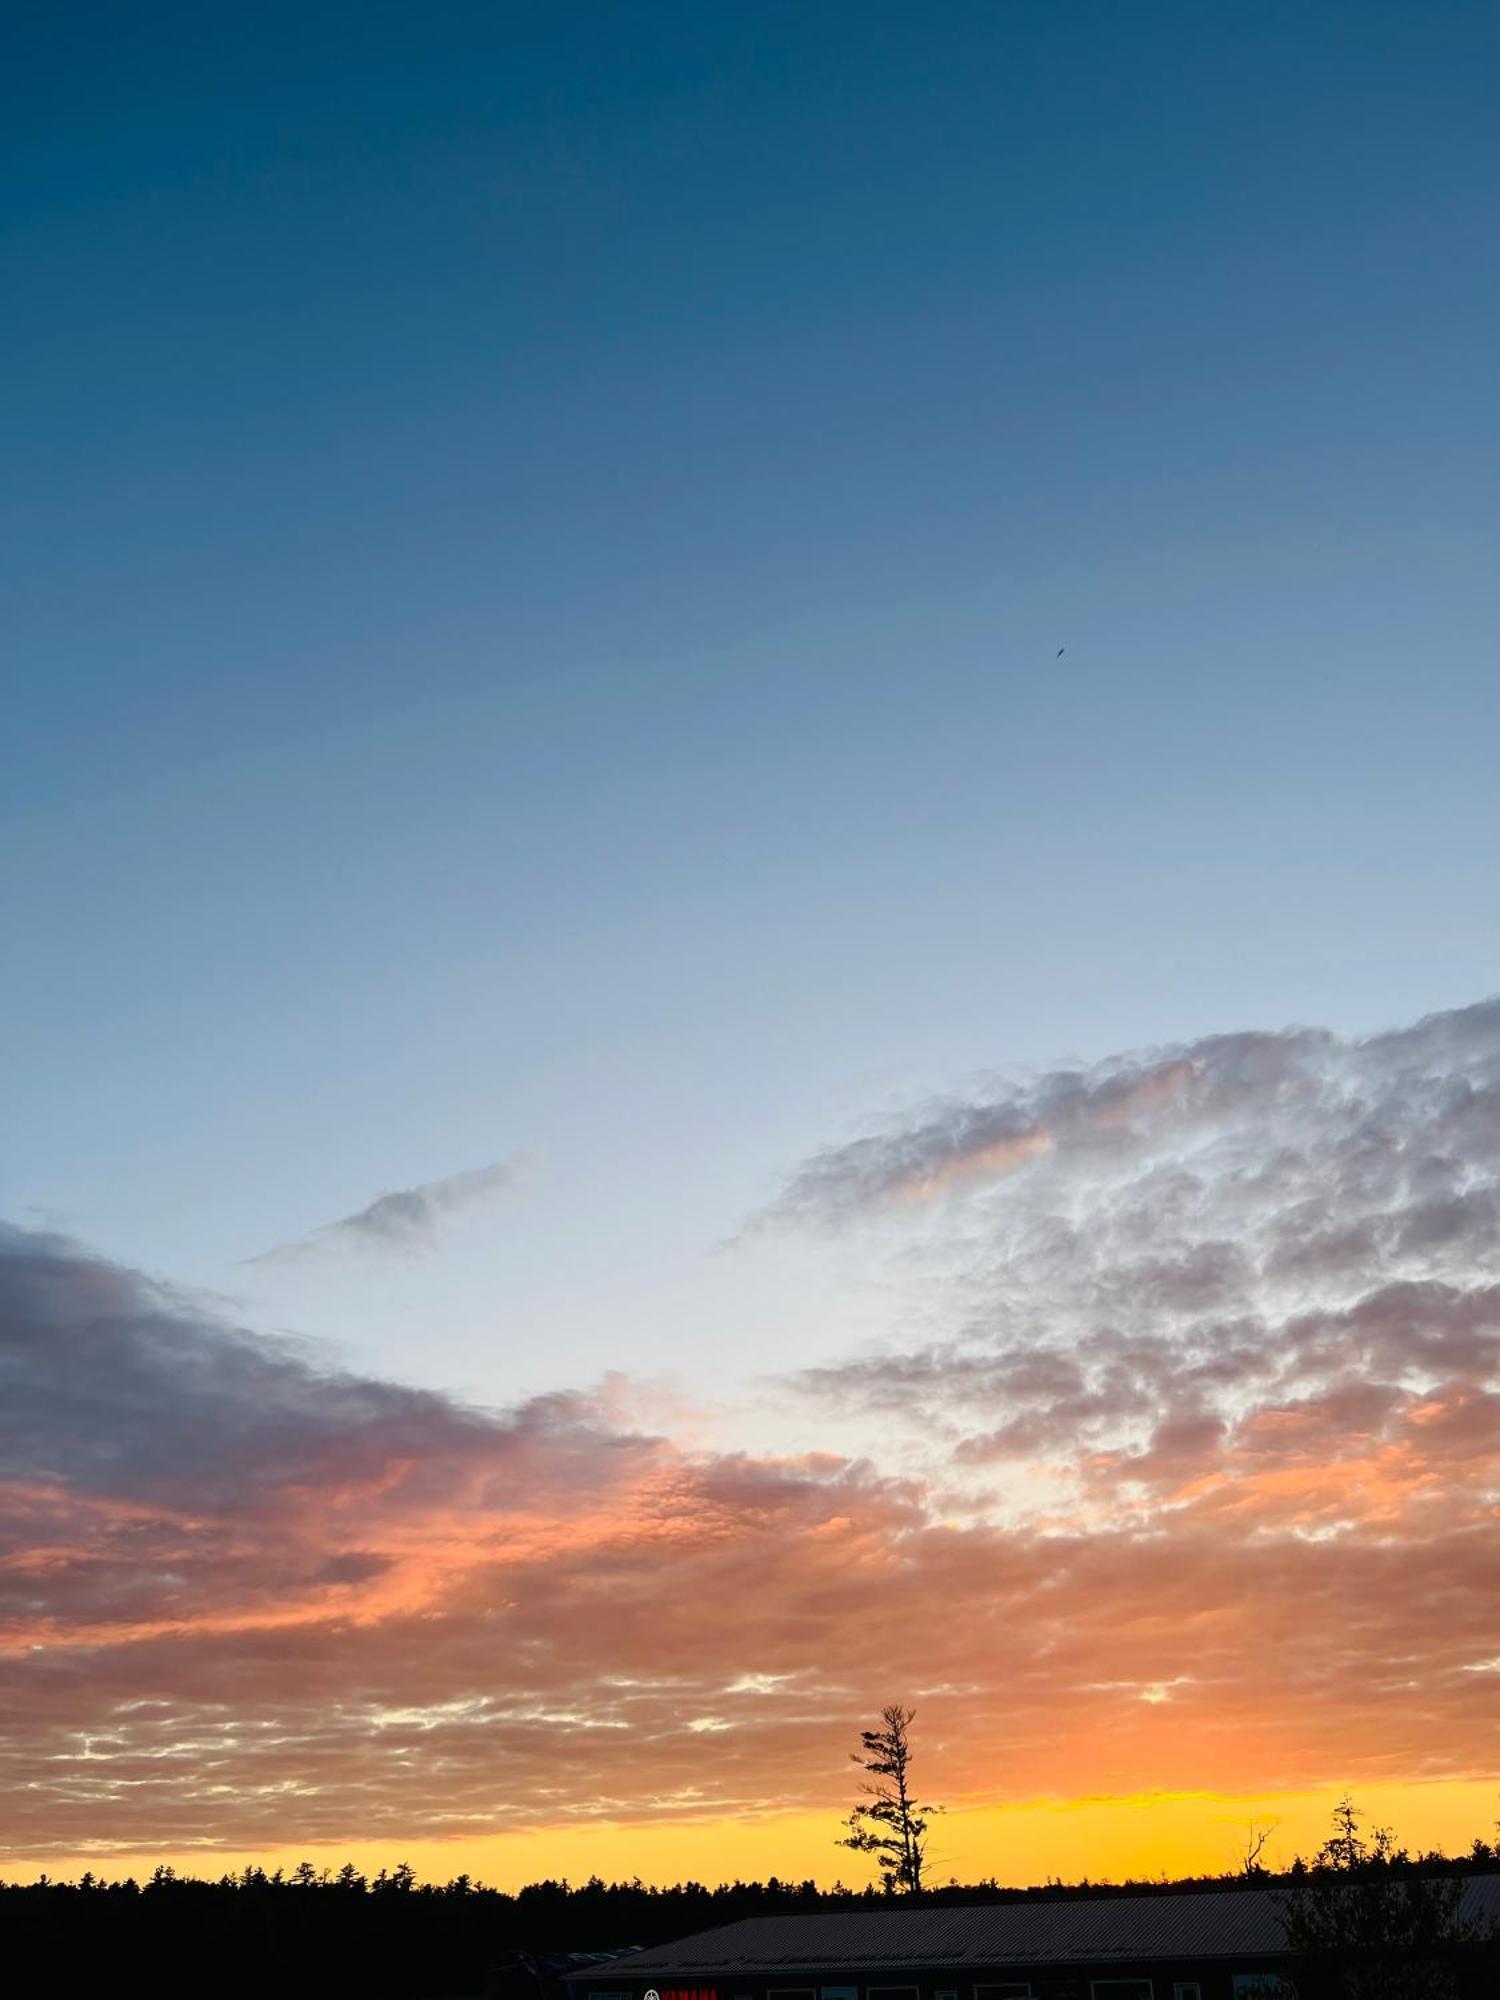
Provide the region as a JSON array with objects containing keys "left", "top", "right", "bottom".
[{"left": 6, "top": 1815, "right": 1500, "bottom": 2000}]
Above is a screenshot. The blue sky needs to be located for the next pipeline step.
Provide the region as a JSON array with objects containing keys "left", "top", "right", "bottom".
[{"left": 4, "top": 0, "right": 1497, "bottom": 1408}]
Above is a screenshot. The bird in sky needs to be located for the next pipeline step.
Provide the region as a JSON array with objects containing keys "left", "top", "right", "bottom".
[{"left": 1056, "top": 646, "right": 1065, "bottom": 657}]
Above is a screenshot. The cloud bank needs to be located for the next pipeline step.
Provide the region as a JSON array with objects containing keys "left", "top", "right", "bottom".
[{"left": 3, "top": 1000, "right": 1499, "bottom": 1860}]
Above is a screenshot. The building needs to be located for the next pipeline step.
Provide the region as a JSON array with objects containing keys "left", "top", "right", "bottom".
[
  {"left": 562, "top": 1879, "right": 1500, "bottom": 2000},
  {"left": 496, "top": 1947, "right": 643, "bottom": 2000}
]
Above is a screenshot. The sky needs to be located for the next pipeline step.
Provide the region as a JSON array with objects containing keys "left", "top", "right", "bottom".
[{"left": 2, "top": 0, "right": 1498, "bottom": 1887}]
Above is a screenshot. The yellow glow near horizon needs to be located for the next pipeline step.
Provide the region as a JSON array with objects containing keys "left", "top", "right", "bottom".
[{"left": 15, "top": 1779, "right": 1497, "bottom": 1890}]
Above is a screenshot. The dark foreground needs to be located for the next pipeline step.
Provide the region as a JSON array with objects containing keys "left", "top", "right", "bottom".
[{"left": 4, "top": 1863, "right": 1498, "bottom": 2000}]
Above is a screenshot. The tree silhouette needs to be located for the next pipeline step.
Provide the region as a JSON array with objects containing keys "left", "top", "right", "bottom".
[
  {"left": 1279, "top": 1793, "right": 1485, "bottom": 2000},
  {"left": 1232, "top": 1816, "right": 1279, "bottom": 1878},
  {"left": 838, "top": 1703, "right": 941, "bottom": 1896}
]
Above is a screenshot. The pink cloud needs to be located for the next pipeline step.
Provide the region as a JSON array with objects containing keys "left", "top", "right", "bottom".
[{"left": 5, "top": 1194, "right": 1500, "bottom": 1859}]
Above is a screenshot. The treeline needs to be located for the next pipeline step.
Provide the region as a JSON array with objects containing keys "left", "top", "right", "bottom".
[{"left": 3, "top": 1827, "right": 1498, "bottom": 2000}]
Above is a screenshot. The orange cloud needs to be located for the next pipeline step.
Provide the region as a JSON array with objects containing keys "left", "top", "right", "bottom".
[
  {"left": 6, "top": 996, "right": 1500, "bottom": 1871},
  {"left": 894, "top": 1126, "right": 1054, "bottom": 1201},
  {"left": 4, "top": 1224, "right": 1498, "bottom": 1863}
]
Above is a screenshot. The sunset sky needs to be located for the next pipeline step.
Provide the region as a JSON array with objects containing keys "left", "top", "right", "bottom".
[{"left": 4, "top": 2, "right": 1499, "bottom": 1887}]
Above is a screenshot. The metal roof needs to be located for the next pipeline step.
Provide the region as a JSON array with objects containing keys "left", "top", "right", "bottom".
[{"left": 564, "top": 1877, "right": 1500, "bottom": 1975}]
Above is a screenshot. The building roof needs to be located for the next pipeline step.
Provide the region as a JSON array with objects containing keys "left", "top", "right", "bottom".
[{"left": 565, "top": 1877, "right": 1500, "bottom": 1976}]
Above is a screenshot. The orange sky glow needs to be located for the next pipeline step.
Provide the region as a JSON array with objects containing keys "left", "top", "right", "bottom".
[
  {"left": 4, "top": 1006, "right": 1499, "bottom": 1886},
  {"left": 21, "top": 1786, "right": 1500, "bottom": 1893}
]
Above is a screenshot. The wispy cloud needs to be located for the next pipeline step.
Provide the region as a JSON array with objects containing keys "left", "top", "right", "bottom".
[{"left": 248, "top": 1157, "right": 528, "bottom": 1264}]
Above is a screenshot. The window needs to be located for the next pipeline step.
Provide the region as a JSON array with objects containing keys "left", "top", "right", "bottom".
[
  {"left": 1174, "top": 1987, "right": 1202, "bottom": 2000},
  {"left": 867, "top": 1988, "right": 919, "bottom": 2000},
  {"left": 821, "top": 1988, "right": 859, "bottom": 2000},
  {"left": 975, "top": 1987, "right": 1033, "bottom": 2000},
  {"left": 1090, "top": 1984, "right": 1154, "bottom": 2000},
  {"left": 936, "top": 1989, "right": 960, "bottom": 2000}
]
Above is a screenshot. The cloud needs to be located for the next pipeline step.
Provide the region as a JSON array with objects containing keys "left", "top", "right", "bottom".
[
  {"left": 3, "top": 1000, "right": 1500, "bottom": 1860},
  {"left": 781, "top": 1000, "right": 1500, "bottom": 1476},
  {"left": 761, "top": 1003, "right": 1500, "bottom": 1233},
  {"left": 6, "top": 1018, "right": 1500, "bottom": 1867},
  {"left": 776, "top": 1000, "right": 1500, "bottom": 1560},
  {"left": 248, "top": 1158, "right": 527, "bottom": 1264},
  {"left": 757, "top": 1051, "right": 1222, "bottom": 1220}
]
